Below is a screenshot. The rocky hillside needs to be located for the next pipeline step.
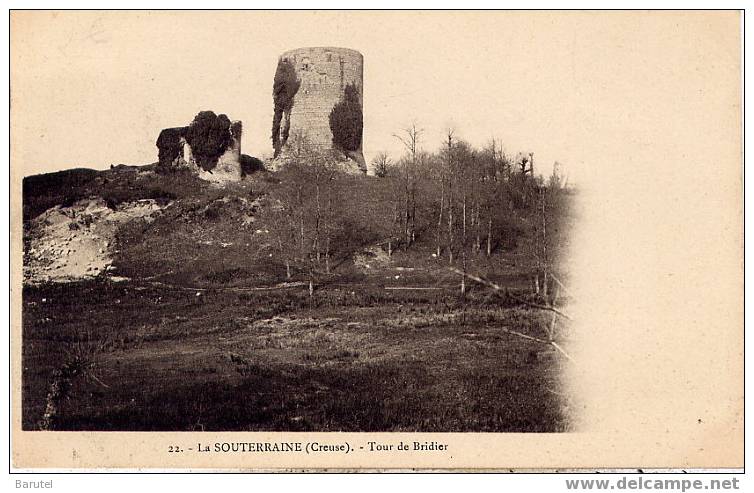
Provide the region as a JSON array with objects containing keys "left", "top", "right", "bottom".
[
  {"left": 23, "top": 158, "right": 573, "bottom": 292},
  {"left": 24, "top": 197, "right": 164, "bottom": 283},
  {"left": 22, "top": 164, "right": 273, "bottom": 286}
]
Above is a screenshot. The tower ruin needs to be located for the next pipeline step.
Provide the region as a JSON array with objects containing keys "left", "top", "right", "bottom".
[{"left": 272, "top": 47, "right": 365, "bottom": 172}]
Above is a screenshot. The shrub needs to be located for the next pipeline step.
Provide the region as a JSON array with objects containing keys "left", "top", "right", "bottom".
[
  {"left": 371, "top": 152, "right": 392, "bottom": 177},
  {"left": 329, "top": 83, "right": 363, "bottom": 152},
  {"left": 240, "top": 155, "right": 266, "bottom": 177},
  {"left": 185, "top": 111, "right": 232, "bottom": 172},
  {"left": 145, "top": 187, "right": 177, "bottom": 204},
  {"left": 155, "top": 127, "right": 188, "bottom": 170},
  {"left": 23, "top": 168, "right": 99, "bottom": 220},
  {"left": 272, "top": 59, "right": 300, "bottom": 155}
]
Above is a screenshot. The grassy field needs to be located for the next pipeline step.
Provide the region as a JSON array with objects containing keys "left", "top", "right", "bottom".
[{"left": 22, "top": 277, "right": 570, "bottom": 432}]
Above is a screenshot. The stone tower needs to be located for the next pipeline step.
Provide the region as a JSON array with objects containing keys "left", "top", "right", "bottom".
[{"left": 273, "top": 46, "right": 365, "bottom": 171}]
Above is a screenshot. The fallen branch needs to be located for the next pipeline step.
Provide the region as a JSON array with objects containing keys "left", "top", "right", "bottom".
[
  {"left": 89, "top": 372, "right": 111, "bottom": 389},
  {"left": 501, "top": 326, "right": 549, "bottom": 344},
  {"left": 140, "top": 270, "right": 175, "bottom": 281},
  {"left": 448, "top": 267, "right": 572, "bottom": 320},
  {"left": 449, "top": 267, "right": 496, "bottom": 290},
  {"left": 385, "top": 286, "right": 444, "bottom": 291},
  {"left": 140, "top": 280, "right": 307, "bottom": 293},
  {"left": 550, "top": 341, "right": 574, "bottom": 363},
  {"left": 549, "top": 273, "right": 571, "bottom": 297},
  {"left": 507, "top": 292, "right": 573, "bottom": 321},
  {"left": 545, "top": 386, "right": 566, "bottom": 397},
  {"left": 501, "top": 327, "right": 575, "bottom": 363},
  {"left": 447, "top": 267, "right": 576, "bottom": 362}
]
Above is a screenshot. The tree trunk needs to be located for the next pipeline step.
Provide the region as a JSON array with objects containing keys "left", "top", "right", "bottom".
[
  {"left": 403, "top": 195, "right": 411, "bottom": 250},
  {"left": 299, "top": 217, "right": 305, "bottom": 261},
  {"left": 404, "top": 168, "right": 411, "bottom": 249},
  {"left": 314, "top": 180, "right": 321, "bottom": 262},
  {"left": 324, "top": 174, "right": 331, "bottom": 273},
  {"left": 462, "top": 193, "right": 467, "bottom": 246},
  {"left": 448, "top": 185, "right": 454, "bottom": 264},
  {"left": 410, "top": 185, "right": 416, "bottom": 244},
  {"left": 486, "top": 217, "right": 492, "bottom": 257},
  {"left": 461, "top": 189, "right": 468, "bottom": 295},
  {"left": 540, "top": 187, "right": 548, "bottom": 299},
  {"left": 542, "top": 270, "right": 549, "bottom": 298},
  {"left": 446, "top": 132, "right": 454, "bottom": 264},
  {"left": 448, "top": 205, "right": 454, "bottom": 265},
  {"left": 460, "top": 252, "right": 467, "bottom": 327},
  {"left": 285, "top": 259, "right": 291, "bottom": 279},
  {"left": 437, "top": 175, "right": 444, "bottom": 258},
  {"left": 474, "top": 203, "right": 481, "bottom": 254},
  {"left": 391, "top": 202, "right": 399, "bottom": 255},
  {"left": 461, "top": 256, "right": 467, "bottom": 296}
]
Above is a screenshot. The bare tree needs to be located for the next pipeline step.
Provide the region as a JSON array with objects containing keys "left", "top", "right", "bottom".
[
  {"left": 549, "top": 161, "right": 567, "bottom": 189},
  {"left": 516, "top": 152, "right": 531, "bottom": 175},
  {"left": 537, "top": 185, "right": 549, "bottom": 297},
  {"left": 311, "top": 150, "right": 338, "bottom": 266},
  {"left": 371, "top": 151, "right": 392, "bottom": 178},
  {"left": 393, "top": 123, "right": 423, "bottom": 163},
  {"left": 436, "top": 156, "right": 446, "bottom": 258},
  {"left": 267, "top": 197, "right": 296, "bottom": 279},
  {"left": 392, "top": 123, "right": 424, "bottom": 249},
  {"left": 444, "top": 129, "right": 455, "bottom": 264}
]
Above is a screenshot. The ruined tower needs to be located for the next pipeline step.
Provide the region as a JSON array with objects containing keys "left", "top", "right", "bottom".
[
  {"left": 272, "top": 47, "right": 365, "bottom": 172},
  {"left": 156, "top": 115, "right": 244, "bottom": 183}
]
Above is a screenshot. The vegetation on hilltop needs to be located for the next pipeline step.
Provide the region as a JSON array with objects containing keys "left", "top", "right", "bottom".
[
  {"left": 184, "top": 111, "right": 234, "bottom": 171},
  {"left": 23, "top": 127, "right": 573, "bottom": 293},
  {"left": 262, "top": 128, "right": 573, "bottom": 297},
  {"left": 272, "top": 58, "right": 301, "bottom": 157},
  {"left": 22, "top": 165, "right": 206, "bottom": 222},
  {"left": 329, "top": 83, "right": 363, "bottom": 153},
  {"left": 156, "top": 127, "right": 188, "bottom": 169},
  {"left": 22, "top": 168, "right": 100, "bottom": 221},
  {"left": 21, "top": 127, "right": 575, "bottom": 432}
]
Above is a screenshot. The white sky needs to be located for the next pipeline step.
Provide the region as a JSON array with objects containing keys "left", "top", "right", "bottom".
[{"left": 10, "top": 11, "right": 740, "bottom": 186}]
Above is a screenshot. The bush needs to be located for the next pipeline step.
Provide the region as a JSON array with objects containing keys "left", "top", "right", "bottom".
[
  {"left": 145, "top": 187, "right": 177, "bottom": 205},
  {"left": 23, "top": 168, "right": 99, "bottom": 220},
  {"left": 272, "top": 59, "right": 300, "bottom": 155},
  {"left": 155, "top": 127, "right": 188, "bottom": 170},
  {"left": 329, "top": 83, "right": 362, "bottom": 152},
  {"left": 185, "top": 111, "right": 232, "bottom": 172},
  {"left": 240, "top": 155, "right": 266, "bottom": 177}
]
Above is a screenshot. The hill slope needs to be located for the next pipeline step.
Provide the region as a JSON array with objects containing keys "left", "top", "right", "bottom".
[
  {"left": 24, "top": 163, "right": 572, "bottom": 289},
  {"left": 21, "top": 162, "right": 575, "bottom": 432},
  {"left": 23, "top": 165, "right": 272, "bottom": 285}
]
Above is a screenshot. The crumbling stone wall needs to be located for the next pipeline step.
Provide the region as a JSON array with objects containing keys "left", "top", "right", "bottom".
[
  {"left": 211, "top": 120, "right": 243, "bottom": 181},
  {"left": 156, "top": 127, "right": 188, "bottom": 167},
  {"left": 157, "top": 118, "right": 244, "bottom": 183},
  {"left": 275, "top": 47, "right": 365, "bottom": 171}
]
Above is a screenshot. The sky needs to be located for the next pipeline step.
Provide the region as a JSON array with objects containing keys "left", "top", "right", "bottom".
[
  {"left": 9, "top": 10, "right": 596, "bottom": 180},
  {"left": 11, "top": 10, "right": 738, "bottom": 185}
]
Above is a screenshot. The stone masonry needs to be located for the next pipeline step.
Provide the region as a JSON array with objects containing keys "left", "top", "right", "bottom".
[{"left": 278, "top": 47, "right": 365, "bottom": 171}]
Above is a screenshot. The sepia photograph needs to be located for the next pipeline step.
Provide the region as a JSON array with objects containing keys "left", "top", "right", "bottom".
[
  {"left": 18, "top": 12, "right": 576, "bottom": 434},
  {"left": 10, "top": 9, "right": 743, "bottom": 472}
]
